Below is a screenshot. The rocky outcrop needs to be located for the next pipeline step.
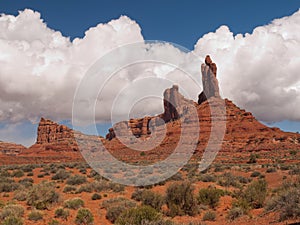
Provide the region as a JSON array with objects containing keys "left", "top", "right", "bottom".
[
  {"left": 198, "top": 55, "right": 221, "bottom": 105},
  {"left": 36, "top": 118, "right": 75, "bottom": 145},
  {"left": 105, "top": 85, "right": 194, "bottom": 140},
  {"left": 0, "top": 141, "right": 26, "bottom": 156}
]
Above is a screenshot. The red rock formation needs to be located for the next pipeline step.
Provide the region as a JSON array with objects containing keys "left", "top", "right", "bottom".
[
  {"left": 0, "top": 141, "right": 26, "bottom": 156},
  {"left": 105, "top": 85, "right": 194, "bottom": 140},
  {"left": 198, "top": 55, "right": 221, "bottom": 105}
]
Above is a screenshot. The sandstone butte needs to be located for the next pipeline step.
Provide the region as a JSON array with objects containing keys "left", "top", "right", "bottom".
[{"left": 0, "top": 55, "right": 300, "bottom": 165}]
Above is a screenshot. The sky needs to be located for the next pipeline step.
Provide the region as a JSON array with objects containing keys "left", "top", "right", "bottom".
[{"left": 0, "top": 0, "right": 299, "bottom": 146}]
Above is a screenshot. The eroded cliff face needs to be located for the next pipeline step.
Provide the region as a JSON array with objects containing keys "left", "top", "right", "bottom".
[
  {"left": 37, "top": 118, "right": 75, "bottom": 145},
  {"left": 0, "top": 141, "right": 26, "bottom": 156},
  {"left": 105, "top": 85, "right": 195, "bottom": 140}
]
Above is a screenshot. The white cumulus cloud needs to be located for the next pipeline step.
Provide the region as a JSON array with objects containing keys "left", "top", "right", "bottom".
[{"left": 0, "top": 8, "right": 300, "bottom": 146}]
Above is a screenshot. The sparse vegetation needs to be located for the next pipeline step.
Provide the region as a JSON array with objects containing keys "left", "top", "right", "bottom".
[
  {"left": 198, "top": 187, "right": 224, "bottom": 209},
  {"left": 116, "top": 205, "right": 162, "bottom": 225},
  {"left": 75, "top": 208, "right": 94, "bottom": 225},
  {"left": 28, "top": 210, "right": 43, "bottom": 221},
  {"left": 165, "top": 181, "right": 199, "bottom": 217},
  {"left": 54, "top": 207, "right": 69, "bottom": 220},
  {"left": 202, "top": 211, "right": 216, "bottom": 221},
  {"left": 26, "top": 182, "right": 60, "bottom": 210},
  {"left": 64, "top": 197, "right": 84, "bottom": 209},
  {"left": 102, "top": 197, "right": 137, "bottom": 223},
  {"left": 66, "top": 175, "right": 87, "bottom": 185}
]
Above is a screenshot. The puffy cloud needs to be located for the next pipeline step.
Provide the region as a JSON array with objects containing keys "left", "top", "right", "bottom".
[
  {"left": 0, "top": 8, "right": 300, "bottom": 144},
  {"left": 193, "top": 9, "right": 300, "bottom": 122}
]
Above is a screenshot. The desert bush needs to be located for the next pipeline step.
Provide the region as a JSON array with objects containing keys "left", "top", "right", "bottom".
[
  {"left": 64, "top": 197, "right": 84, "bottom": 209},
  {"left": 66, "top": 175, "right": 87, "bottom": 185},
  {"left": 217, "top": 173, "right": 240, "bottom": 188},
  {"left": 265, "top": 184, "right": 300, "bottom": 221},
  {"left": 202, "top": 211, "right": 216, "bottom": 221},
  {"left": 140, "top": 190, "right": 164, "bottom": 211},
  {"left": 250, "top": 171, "right": 261, "bottom": 177},
  {"left": 0, "top": 178, "right": 20, "bottom": 192},
  {"left": 102, "top": 197, "right": 136, "bottom": 223},
  {"left": 0, "top": 204, "right": 24, "bottom": 219},
  {"left": 28, "top": 210, "right": 43, "bottom": 221},
  {"left": 20, "top": 165, "right": 35, "bottom": 172},
  {"left": 165, "top": 181, "right": 199, "bottom": 217},
  {"left": 27, "top": 172, "right": 34, "bottom": 176},
  {"left": 198, "top": 187, "right": 224, "bottom": 209},
  {"left": 26, "top": 182, "right": 60, "bottom": 210},
  {"left": 237, "top": 176, "right": 251, "bottom": 184},
  {"left": 91, "top": 193, "right": 101, "bottom": 200},
  {"left": 266, "top": 167, "right": 277, "bottom": 173},
  {"left": 108, "top": 182, "right": 125, "bottom": 192},
  {"left": 231, "top": 198, "right": 250, "bottom": 213},
  {"left": 11, "top": 170, "right": 24, "bottom": 178},
  {"left": 63, "top": 185, "right": 77, "bottom": 193},
  {"left": 248, "top": 153, "right": 258, "bottom": 164},
  {"left": 54, "top": 207, "right": 69, "bottom": 220},
  {"left": 167, "top": 172, "right": 183, "bottom": 181},
  {"left": 76, "top": 183, "right": 94, "bottom": 193},
  {"left": 75, "top": 208, "right": 94, "bottom": 225},
  {"left": 51, "top": 169, "right": 70, "bottom": 181},
  {"left": 116, "top": 205, "right": 161, "bottom": 225},
  {"left": 48, "top": 219, "right": 60, "bottom": 225},
  {"left": 243, "top": 179, "right": 267, "bottom": 208},
  {"left": 198, "top": 174, "right": 217, "bottom": 183},
  {"left": 13, "top": 188, "right": 27, "bottom": 201},
  {"left": 1, "top": 216, "right": 23, "bottom": 225},
  {"left": 227, "top": 207, "right": 245, "bottom": 220},
  {"left": 288, "top": 166, "right": 300, "bottom": 175}
]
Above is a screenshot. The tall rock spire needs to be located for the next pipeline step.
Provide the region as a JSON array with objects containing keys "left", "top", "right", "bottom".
[{"left": 198, "top": 55, "right": 221, "bottom": 105}]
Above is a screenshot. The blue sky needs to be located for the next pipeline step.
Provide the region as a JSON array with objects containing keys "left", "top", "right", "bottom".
[
  {"left": 0, "top": 0, "right": 299, "bottom": 146},
  {"left": 1, "top": 0, "right": 299, "bottom": 49}
]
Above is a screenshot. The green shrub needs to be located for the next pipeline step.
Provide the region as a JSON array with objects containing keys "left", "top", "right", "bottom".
[
  {"left": 13, "top": 189, "right": 27, "bottom": 201},
  {"left": 265, "top": 186, "right": 300, "bottom": 221},
  {"left": 102, "top": 197, "right": 136, "bottom": 223},
  {"left": 48, "top": 219, "right": 60, "bottom": 225},
  {"left": 248, "top": 153, "right": 258, "bottom": 164},
  {"left": 217, "top": 172, "right": 240, "bottom": 188},
  {"left": 1, "top": 216, "right": 23, "bottom": 225},
  {"left": 116, "top": 205, "right": 161, "bottom": 225},
  {"left": 165, "top": 181, "right": 198, "bottom": 217},
  {"left": 54, "top": 207, "right": 69, "bottom": 220},
  {"left": 66, "top": 175, "right": 87, "bottom": 185},
  {"left": 76, "top": 183, "right": 93, "bottom": 193},
  {"left": 51, "top": 169, "right": 70, "bottom": 181},
  {"left": 109, "top": 182, "right": 125, "bottom": 192},
  {"left": 64, "top": 197, "right": 84, "bottom": 209},
  {"left": 202, "top": 211, "right": 216, "bottom": 221},
  {"left": 91, "top": 193, "right": 101, "bottom": 200},
  {"left": 26, "top": 182, "right": 60, "bottom": 210},
  {"left": 140, "top": 190, "right": 164, "bottom": 211},
  {"left": 250, "top": 171, "right": 261, "bottom": 177},
  {"left": 243, "top": 179, "right": 267, "bottom": 208},
  {"left": 75, "top": 208, "right": 94, "bottom": 225},
  {"left": 12, "top": 170, "right": 24, "bottom": 178},
  {"left": 266, "top": 167, "right": 276, "bottom": 173},
  {"left": 0, "top": 178, "right": 20, "bottom": 192},
  {"left": 28, "top": 210, "right": 43, "bottom": 221},
  {"left": 0, "top": 204, "right": 24, "bottom": 219},
  {"left": 63, "top": 185, "right": 77, "bottom": 193},
  {"left": 198, "top": 187, "right": 224, "bottom": 209},
  {"left": 227, "top": 207, "right": 245, "bottom": 220},
  {"left": 199, "top": 174, "right": 217, "bottom": 183}
]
